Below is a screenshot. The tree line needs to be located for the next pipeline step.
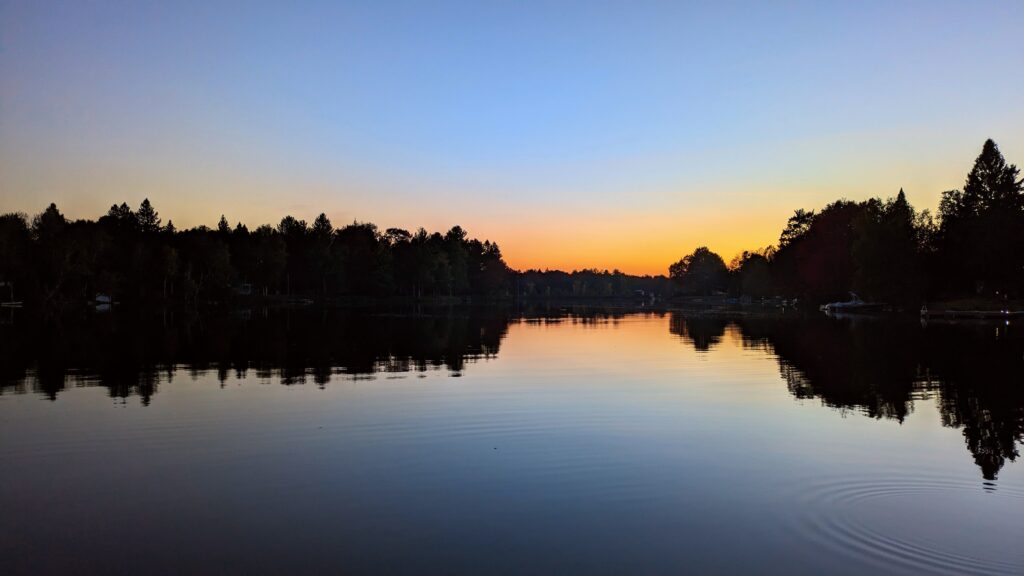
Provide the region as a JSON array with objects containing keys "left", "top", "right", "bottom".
[
  {"left": 0, "top": 203, "right": 512, "bottom": 307},
  {"left": 0, "top": 197, "right": 674, "bottom": 308},
  {"left": 670, "top": 139, "right": 1024, "bottom": 304},
  {"left": 2, "top": 138, "right": 1020, "bottom": 308},
  {"left": 516, "top": 269, "right": 673, "bottom": 299}
]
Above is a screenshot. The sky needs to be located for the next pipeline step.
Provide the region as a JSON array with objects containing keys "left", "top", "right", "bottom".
[{"left": 2, "top": 1, "right": 1023, "bottom": 275}]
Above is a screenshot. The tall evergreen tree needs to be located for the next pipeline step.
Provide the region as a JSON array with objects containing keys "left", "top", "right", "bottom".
[
  {"left": 852, "top": 190, "right": 923, "bottom": 302},
  {"left": 311, "top": 213, "right": 333, "bottom": 238},
  {"left": 137, "top": 198, "right": 161, "bottom": 233},
  {"left": 938, "top": 139, "right": 1024, "bottom": 295}
]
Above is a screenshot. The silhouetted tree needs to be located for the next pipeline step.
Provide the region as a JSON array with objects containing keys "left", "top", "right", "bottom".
[
  {"left": 778, "top": 208, "right": 815, "bottom": 248},
  {"left": 0, "top": 200, "right": 514, "bottom": 306},
  {"left": 729, "top": 248, "right": 773, "bottom": 298},
  {"left": 937, "top": 139, "right": 1024, "bottom": 296},
  {"left": 851, "top": 190, "right": 927, "bottom": 303},
  {"left": 445, "top": 226, "right": 470, "bottom": 295},
  {"left": 137, "top": 198, "right": 161, "bottom": 233},
  {"left": 516, "top": 269, "right": 672, "bottom": 299},
  {"left": 0, "top": 213, "right": 33, "bottom": 301},
  {"left": 253, "top": 225, "right": 287, "bottom": 295},
  {"left": 771, "top": 200, "right": 867, "bottom": 301},
  {"left": 310, "top": 213, "right": 336, "bottom": 295},
  {"left": 670, "top": 247, "right": 728, "bottom": 295},
  {"left": 8, "top": 139, "right": 1022, "bottom": 308}
]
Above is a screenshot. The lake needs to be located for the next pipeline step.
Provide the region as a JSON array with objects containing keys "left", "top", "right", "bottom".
[{"left": 1, "top": 306, "right": 1022, "bottom": 575}]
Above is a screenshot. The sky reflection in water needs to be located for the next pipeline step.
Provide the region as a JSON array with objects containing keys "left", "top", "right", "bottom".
[{"left": 1, "top": 308, "right": 1022, "bottom": 575}]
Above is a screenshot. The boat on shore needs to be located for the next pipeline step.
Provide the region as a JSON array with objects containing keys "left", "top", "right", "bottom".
[
  {"left": 920, "top": 306, "right": 1024, "bottom": 320},
  {"left": 821, "top": 293, "right": 885, "bottom": 314}
]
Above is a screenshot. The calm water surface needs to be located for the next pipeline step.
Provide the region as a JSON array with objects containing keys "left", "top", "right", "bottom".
[{"left": 1, "top": 307, "right": 1022, "bottom": 575}]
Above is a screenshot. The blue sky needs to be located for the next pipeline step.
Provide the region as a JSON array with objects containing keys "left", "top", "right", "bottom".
[{"left": 2, "top": 1, "right": 1023, "bottom": 273}]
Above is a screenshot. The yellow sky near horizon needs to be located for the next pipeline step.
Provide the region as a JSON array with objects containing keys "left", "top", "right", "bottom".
[
  {"left": 0, "top": 181, "right": 942, "bottom": 277},
  {"left": 4, "top": 2, "right": 1024, "bottom": 276},
  {"left": 5, "top": 114, "right": 1010, "bottom": 276}
]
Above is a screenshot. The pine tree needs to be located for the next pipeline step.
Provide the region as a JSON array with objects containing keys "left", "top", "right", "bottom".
[
  {"left": 137, "top": 198, "right": 161, "bottom": 233},
  {"left": 312, "top": 213, "right": 333, "bottom": 238},
  {"left": 938, "top": 139, "right": 1024, "bottom": 295},
  {"left": 32, "top": 203, "right": 66, "bottom": 241},
  {"left": 962, "top": 139, "right": 1022, "bottom": 212}
]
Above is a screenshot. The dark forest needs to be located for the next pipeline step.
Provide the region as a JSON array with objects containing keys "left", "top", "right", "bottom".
[{"left": 1, "top": 139, "right": 1021, "bottom": 308}]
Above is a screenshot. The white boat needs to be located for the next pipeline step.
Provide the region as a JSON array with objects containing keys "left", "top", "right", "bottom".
[{"left": 823, "top": 293, "right": 884, "bottom": 314}]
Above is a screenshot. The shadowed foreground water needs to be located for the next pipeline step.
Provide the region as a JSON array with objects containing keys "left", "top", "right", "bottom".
[{"left": 1, "top": 306, "right": 1022, "bottom": 575}]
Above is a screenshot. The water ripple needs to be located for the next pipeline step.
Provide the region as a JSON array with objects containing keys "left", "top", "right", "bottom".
[{"left": 793, "top": 476, "right": 1024, "bottom": 576}]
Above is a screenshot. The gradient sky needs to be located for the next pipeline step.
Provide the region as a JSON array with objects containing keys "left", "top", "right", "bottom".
[{"left": 2, "top": 1, "right": 1023, "bottom": 274}]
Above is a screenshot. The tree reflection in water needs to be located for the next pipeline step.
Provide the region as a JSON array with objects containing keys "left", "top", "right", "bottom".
[
  {"left": 1, "top": 307, "right": 1021, "bottom": 480},
  {"left": 0, "top": 306, "right": 511, "bottom": 404},
  {"left": 674, "top": 313, "right": 1023, "bottom": 481}
]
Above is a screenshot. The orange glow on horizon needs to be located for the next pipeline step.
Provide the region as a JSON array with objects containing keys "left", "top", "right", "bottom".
[{"left": 489, "top": 206, "right": 790, "bottom": 276}]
